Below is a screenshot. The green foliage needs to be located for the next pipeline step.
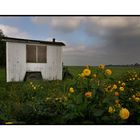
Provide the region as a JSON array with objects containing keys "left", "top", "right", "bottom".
[
  {"left": 62, "top": 65, "right": 140, "bottom": 124},
  {"left": 0, "top": 66, "right": 140, "bottom": 124},
  {"left": 63, "top": 66, "right": 73, "bottom": 80}
]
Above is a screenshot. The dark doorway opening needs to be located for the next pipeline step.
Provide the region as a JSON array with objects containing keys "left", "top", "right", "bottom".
[{"left": 24, "top": 72, "right": 43, "bottom": 81}]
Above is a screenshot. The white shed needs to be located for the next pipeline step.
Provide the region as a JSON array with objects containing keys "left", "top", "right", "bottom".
[{"left": 2, "top": 37, "right": 65, "bottom": 82}]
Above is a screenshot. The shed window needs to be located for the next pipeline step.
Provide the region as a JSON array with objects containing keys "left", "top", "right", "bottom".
[{"left": 26, "top": 45, "right": 47, "bottom": 63}]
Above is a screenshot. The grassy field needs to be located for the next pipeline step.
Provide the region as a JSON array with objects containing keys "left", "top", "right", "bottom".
[
  {"left": 1, "top": 66, "right": 140, "bottom": 81},
  {"left": 0, "top": 66, "right": 140, "bottom": 97},
  {"left": 0, "top": 66, "right": 140, "bottom": 124},
  {"left": 68, "top": 66, "right": 140, "bottom": 79}
]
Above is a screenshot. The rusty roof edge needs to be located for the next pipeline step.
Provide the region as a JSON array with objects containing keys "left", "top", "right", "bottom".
[{"left": 2, "top": 36, "right": 65, "bottom": 46}]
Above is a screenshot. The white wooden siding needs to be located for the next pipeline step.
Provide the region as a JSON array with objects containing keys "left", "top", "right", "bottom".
[
  {"left": 6, "top": 42, "right": 26, "bottom": 82},
  {"left": 6, "top": 42, "right": 63, "bottom": 82}
]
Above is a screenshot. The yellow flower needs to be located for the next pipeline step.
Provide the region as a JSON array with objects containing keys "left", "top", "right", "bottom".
[
  {"left": 119, "top": 87, "right": 124, "bottom": 92},
  {"left": 80, "top": 73, "right": 85, "bottom": 78},
  {"left": 108, "top": 106, "right": 115, "bottom": 113},
  {"left": 121, "top": 82, "right": 126, "bottom": 87},
  {"left": 119, "top": 108, "right": 130, "bottom": 120},
  {"left": 136, "top": 92, "right": 140, "bottom": 97},
  {"left": 133, "top": 78, "right": 135, "bottom": 80},
  {"left": 83, "top": 69, "right": 91, "bottom": 76},
  {"left": 135, "top": 74, "right": 137, "bottom": 78},
  {"left": 30, "top": 82, "right": 33, "bottom": 85},
  {"left": 33, "top": 86, "right": 36, "bottom": 90},
  {"left": 98, "top": 64, "right": 105, "bottom": 70},
  {"left": 118, "top": 81, "right": 121, "bottom": 84},
  {"left": 105, "top": 69, "right": 112, "bottom": 76},
  {"left": 93, "top": 74, "right": 97, "bottom": 78},
  {"left": 112, "top": 84, "right": 117, "bottom": 89},
  {"left": 46, "top": 97, "right": 51, "bottom": 101},
  {"left": 132, "top": 95, "right": 135, "bottom": 98},
  {"left": 5, "top": 122, "right": 14, "bottom": 124},
  {"left": 69, "top": 87, "right": 75, "bottom": 93},
  {"left": 135, "top": 97, "right": 140, "bottom": 102},
  {"left": 105, "top": 85, "right": 112, "bottom": 93},
  {"left": 85, "top": 92, "right": 92, "bottom": 97},
  {"left": 55, "top": 98, "right": 60, "bottom": 101}
]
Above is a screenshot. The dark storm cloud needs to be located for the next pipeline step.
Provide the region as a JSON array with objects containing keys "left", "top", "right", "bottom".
[
  {"left": 80, "top": 17, "right": 140, "bottom": 65},
  {"left": 32, "top": 16, "right": 140, "bottom": 65}
]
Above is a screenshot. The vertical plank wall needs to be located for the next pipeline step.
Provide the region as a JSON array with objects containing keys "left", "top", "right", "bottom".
[{"left": 6, "top": 42, "right": 26, "bottom": 82}]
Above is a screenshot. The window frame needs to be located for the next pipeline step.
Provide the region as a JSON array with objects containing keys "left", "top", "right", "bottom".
[{"left": 26, "top": 44, "right": 47, "bottom": 63}]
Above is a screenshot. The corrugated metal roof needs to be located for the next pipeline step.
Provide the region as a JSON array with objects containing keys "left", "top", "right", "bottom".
[{"left": 2, "top": 36, "right": 65, "bottom": 46}]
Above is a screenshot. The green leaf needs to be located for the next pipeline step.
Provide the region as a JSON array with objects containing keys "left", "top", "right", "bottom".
[
  {"left": 101, "top": 116, "right": 111, "bottom": 122},
  {"left": 93, "top": 109, "right": 104, "bottom": 117}
]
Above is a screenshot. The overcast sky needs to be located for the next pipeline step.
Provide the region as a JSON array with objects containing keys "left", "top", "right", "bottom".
[{"left": 0, "top": 16, "right": 140, "bottom": 66}]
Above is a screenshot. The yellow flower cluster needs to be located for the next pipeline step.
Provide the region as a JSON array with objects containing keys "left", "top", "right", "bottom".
[
  {"left": 105, "top": 84, "right": 117, "bottom": 93},
  {"left": 30, "top": 82, "right": 43, "bottom": 91},
  {"left": 68, "top": 64, "right": 140, "bottom": 122},
  {"left": 98, "top": 64, "right": 112, "bottom": 76},
  {"left": 46, "top": 96, "right": 68, "bottom": 102},
  {"left": 98, "top": 64, "right": 113, "bottom": 76},
  {"left": 114, "top": 100, "right": 121, "bottom": 108},
  {"left": 105, "top": 81, "right": 126, "bottom": 95},
  {"left": 108, "top": 106, "right": 130, "bottom": 120},
  {"left": 126, "top": 70, "right": 140, "bottom": 81},
  {"left": 129, "top": 93, "right": 140, "bottom": 102},
  {"left": 118, "top": 82, "right": 126, "bottom": 92},
  {"left": 79, "top": 64, "right": 113, "bottom": 80}
]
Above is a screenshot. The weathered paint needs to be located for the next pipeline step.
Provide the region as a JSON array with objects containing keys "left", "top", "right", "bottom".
[
  {"left": 6, "top": 42, "right": 63, "bottom": 82},
  {"left": 6, "top": 42, "right": 26, "bottom": 82}
]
